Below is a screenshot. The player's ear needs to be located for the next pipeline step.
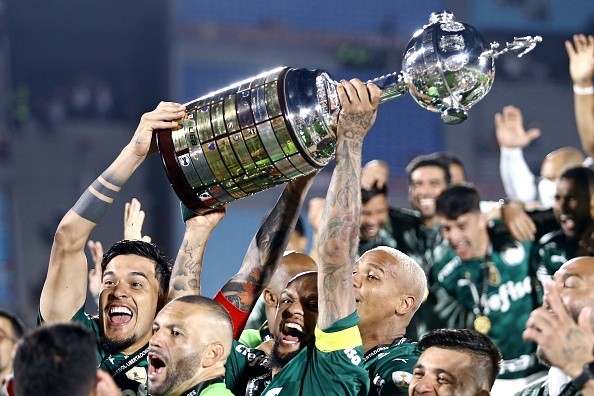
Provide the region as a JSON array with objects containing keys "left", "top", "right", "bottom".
[
  {"left": 395, "top": 295, "right": 415, "bottom": 315},
  {"left": 263, "top": 289, "right": 277, "bottom": 307},
  {"left": 202, "top": 342, "right": 225, "bottom": 367}
]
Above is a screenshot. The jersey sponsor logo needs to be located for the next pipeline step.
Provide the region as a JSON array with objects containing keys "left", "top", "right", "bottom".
[
  {"left": 235, "top": 344, "right": 269, "bottom": 368},
  {"left": 486, "top": 276, "right": 532, "bottom": 314},
  {"left": 392, "top": 371, "right": 413, "bottom": 387},
  {"left": 263, "top": 388, "right": 282, "bottom": 396},
  {"left": 500, "top": 241, "right": 526, "bottom": 266}
]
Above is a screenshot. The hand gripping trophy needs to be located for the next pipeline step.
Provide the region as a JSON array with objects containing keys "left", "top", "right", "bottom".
[{"left": 157, "top": 11, "right": 541, "bottom": 213}]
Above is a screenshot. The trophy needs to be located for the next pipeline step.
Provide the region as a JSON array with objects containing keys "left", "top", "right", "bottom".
[{"left": 157, "top": 11, "right": 541, "bottom": 213}]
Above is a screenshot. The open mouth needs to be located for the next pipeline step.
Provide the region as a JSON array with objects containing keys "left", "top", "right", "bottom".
[
  {"left": 559, "top": 214, "right": 577, "bottom": 235},
  {"left": 453, "top": 241, "right": 470, "bottom": 257},
  {"left": 418, "top": 198, "right": 435, "bottom": 212},
  {"left": 148, "top": 352, "right": 167, "bottom": 379},
  {"left": 361, "top": 225, "right": 379, "bottom": 238},
  {"left": 108, "top": 306, "right": 133, "bottom": 325},
  {"left": 280, "top": 322, "right": 305, "bottom": 346}
]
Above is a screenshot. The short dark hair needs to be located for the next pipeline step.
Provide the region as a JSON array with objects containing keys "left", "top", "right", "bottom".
[
  {"left": 418, "top": 328, "right": 502, "bottom": 388},
  {"left": 433, "top": 151, "right": 465, "bottom": 174},
  {"left": 361, "top": 182, "right": 388, "bottom": 205},
  {"left": 436, "top": 183, "right": 481, "bottom": 219},
  {"left": 102, "top": 239, "right": 172, "bottom": 300},
  {"left": 406, "top": 154, "right": 451, "bottom": 185},
  {"left": 559, "top": 166, "right": 594, "bottom": 194},
  {"left": 0, "top": 308, "right": 25, "bottom": 340},
  {"left": 13, "top": 323, "right": 98, "bottom": 396}
]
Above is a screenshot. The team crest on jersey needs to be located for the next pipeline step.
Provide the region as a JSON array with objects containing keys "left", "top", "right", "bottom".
[
  {"left": 487, "top": 262, "right": 501, "bottom": 286},
  {"left": 125, "top": 366, "right": 147, "bottom": 383},
  {"left": 392, "top": 371, "right": 412, "bottom": 387},
  {"left": 500, "top": 241, "right": 526, "bottom": 266}
]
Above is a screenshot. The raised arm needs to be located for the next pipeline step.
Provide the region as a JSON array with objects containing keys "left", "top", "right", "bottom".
[
  {"left": 167, "top": 206, "right": 226, "bottom": 301},
  {"left": 219, "top": 172, "right": 316, "bottom": 312},
  {"left": 317, "top": 79, "right": 380, "bottom": 330},
  {"left": 566, "top": 34, "right": 594, "bottom": 159},
  {"left": 40, "top": 102, "right": 185, "bottom": 323},
  {"left": 494, "top": 105, "right": 540, "bottom": 203},
  {"left": 360, "top": 159, "right": 389, "bottom": 190}
]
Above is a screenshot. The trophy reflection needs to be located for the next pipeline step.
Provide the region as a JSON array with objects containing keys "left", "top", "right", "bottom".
[{"left": 157, "top": 11, "right": 541, "bottom": 213}]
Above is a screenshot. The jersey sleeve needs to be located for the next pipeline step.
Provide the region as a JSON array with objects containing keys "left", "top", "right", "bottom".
[
  {"left": 214, "top": 290, "right": 250, "bottom": 340},
  {"left": 225, "top": 340, "right": 269, "bottom": 395},
  {"left": 313, "top": 312, "right": 370, "bottom": 396}
]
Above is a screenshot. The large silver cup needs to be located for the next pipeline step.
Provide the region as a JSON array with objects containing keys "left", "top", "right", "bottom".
[{"left": 157, "top": 11, "right": 541, "bottom": 213}]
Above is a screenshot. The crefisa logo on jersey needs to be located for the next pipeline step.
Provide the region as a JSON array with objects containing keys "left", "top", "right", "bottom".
[{"left": 501, "top": 241, "right": 526, "bottom": 266}]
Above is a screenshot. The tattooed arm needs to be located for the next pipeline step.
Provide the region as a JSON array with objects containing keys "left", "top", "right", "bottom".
[
  {"left": 167, "top": 206, "right": 226, "bottom": 301},
  {"left": 219, "top": 172, "right": 316, "bottom": 313},
  {"left": 317, "top": 79, "right": 380, "bottom": 330},
  {"left": 40, "top": 102, "right": 185, "bottom": 323}
]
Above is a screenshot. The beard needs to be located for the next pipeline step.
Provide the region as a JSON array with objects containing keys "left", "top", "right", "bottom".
[
  {"left": 535, "top": 345, "right": 552, "bottom": 367},
  {"left": 149, "top": 351, "right": 202, "bottom": 396},
  {"left": 269, "top": 337, "right": 301, "bottom": 370},
  {"left": 101, "top": 333, "right": 138, "bottom": 355}
]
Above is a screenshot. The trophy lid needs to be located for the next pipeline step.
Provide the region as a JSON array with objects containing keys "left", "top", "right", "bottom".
[{"left": 428, "top": 10, "right": 455, "bottom": 25}]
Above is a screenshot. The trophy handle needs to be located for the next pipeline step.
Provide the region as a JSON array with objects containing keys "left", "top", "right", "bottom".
[
  {"left": 366, "top": 71, "right": 408, "bottom": 104},
  {"left": 481, "top": 35, "right": 542, "bottom": 59}
]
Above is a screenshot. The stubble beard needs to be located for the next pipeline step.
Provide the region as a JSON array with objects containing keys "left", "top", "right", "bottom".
[
  {"left": 270, "top": 337, "right": 301, "bottom": 371},
  {"left": 149, "top": 351, "right": 202, "bottom": 396}
]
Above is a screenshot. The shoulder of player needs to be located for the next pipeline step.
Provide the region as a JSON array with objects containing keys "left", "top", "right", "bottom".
[
  {"left": 431, "top": 248, "right": 461, "bottom": 282},
  {"left": 538, "top": 229, "right": 564, "bottom": 246}
]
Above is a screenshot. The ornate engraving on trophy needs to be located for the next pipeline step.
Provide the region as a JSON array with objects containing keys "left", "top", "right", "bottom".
[{"left": 440, "top": 35, "right": 465, "bottom": 52}]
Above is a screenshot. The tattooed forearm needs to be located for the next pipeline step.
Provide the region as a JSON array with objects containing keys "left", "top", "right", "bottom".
[
  {"left": 221, "top": 175, "right": 314, "bottom": 311},
  {"left": 169, "top": 239, "right": 203, "bottom": 297},
  {"left": 317, "top": 136, "right": 362, "bottom": 328},
  {"left": 72, "top": 173, "right": 123, "bottom": 223}
]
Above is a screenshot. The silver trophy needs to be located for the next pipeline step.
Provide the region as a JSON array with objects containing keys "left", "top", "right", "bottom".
[{"left": 157, "top": 10, "right": 541, "bottom": 213}]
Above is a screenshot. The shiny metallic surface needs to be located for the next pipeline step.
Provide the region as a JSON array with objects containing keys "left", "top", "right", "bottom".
[{"left": 157, "top": 11, "right": 541, "bottom": 213}]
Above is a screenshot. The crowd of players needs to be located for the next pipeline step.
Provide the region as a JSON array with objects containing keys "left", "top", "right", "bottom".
[{"left": 0, "top": 34, "right": 594, "bottom": 396}]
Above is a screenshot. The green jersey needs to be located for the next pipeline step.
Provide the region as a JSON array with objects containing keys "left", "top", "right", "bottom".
[
  {"left": 239, "top": 321, "right": 272, "bottom": 349},
  {"left": 364, "top": 337, "right": 419, "bottom": 396},
  {"left": 226, "top": 312, "right": 369, "bottom": 396},
  {"left": 431, "top": 230, "right": 542, "bottom": 380},
  {"left": 536, "top": 229, "right": 579, "bottom": 277},
  {"left": 385, "top": 209, "right": 450, "bottom": 339},
  {"left": 178, "top": 378, "right": 234, "bottom": 396},
  {"left": 39, "top": 307, "right": 149, "bottom": 396},
  {"left": 199, "top": 382, "right": 234, "bottom": 395}
]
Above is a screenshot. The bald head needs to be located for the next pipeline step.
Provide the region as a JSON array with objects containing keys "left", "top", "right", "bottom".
[
  {"left": 362, "top": 246, "right": 427, "bottom": 313},
  {"left": 263, "top": 252, "right": 317, "bottom": 329},
  {"left": 553, "top": 256, "right": 594, "bottom": 328},
  {"left": 172, "top": 295, "right": 233, "bottom": 355},
  {"left": 267, "top": 252, "right": 317, "bottom": 295},
  {"left": 541, "top": 147, "right": 585, "bottom": 181}
]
